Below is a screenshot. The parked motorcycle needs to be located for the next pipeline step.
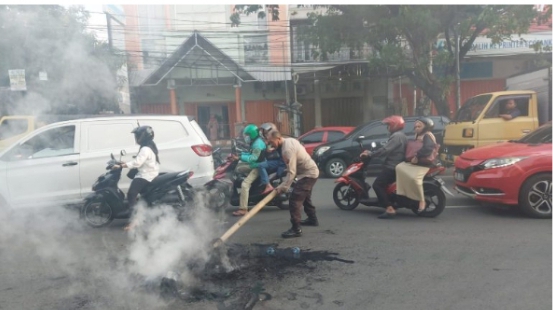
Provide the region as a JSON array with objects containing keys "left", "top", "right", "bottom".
[
  {"left": 81, "top": 151, "right": 196, "bottom": 227},
  {"left": 332, "top": 136, "right": 454, "bottom": 217},
  {"left": 202, "top": 138, "right": 291, "bottom": 211}
]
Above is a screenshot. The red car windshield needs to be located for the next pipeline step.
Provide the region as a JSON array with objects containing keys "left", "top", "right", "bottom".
[{"left": 516, "top": 125, "right": 552, "bottom": 144}]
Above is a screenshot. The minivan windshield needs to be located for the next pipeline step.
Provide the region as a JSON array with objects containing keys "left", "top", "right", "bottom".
[
  {"left": 516, "top": 124, "right": 552, "bottom": 144},
  {"left": 454, "top": 94, "right": 492, "bottom": 122}
]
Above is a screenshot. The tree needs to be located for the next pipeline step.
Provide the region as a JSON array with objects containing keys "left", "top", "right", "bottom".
[
  {"left": 232, "top": 5, "right": 544, "bottom": 116},
  {"left": 0, "top": 5, "right": 126, "bottom": 115}
]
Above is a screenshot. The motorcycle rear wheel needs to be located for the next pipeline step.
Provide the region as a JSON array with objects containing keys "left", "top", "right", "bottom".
[
  {"left": 82, "top": 197, "right": 115, "bottom": 228},
  {"left": 333, "top": 183, "right": 360, "bottom": 210},
  {"left": 415, "top": 186, "right": 446, "bottom": 218}
]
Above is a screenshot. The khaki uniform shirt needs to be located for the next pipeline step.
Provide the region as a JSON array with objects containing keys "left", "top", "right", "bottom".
[{"left": 279, "top": 138, "right": 319, "bottom": 189}]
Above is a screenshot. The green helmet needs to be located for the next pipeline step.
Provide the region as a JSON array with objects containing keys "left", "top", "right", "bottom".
[{"left": 243, "top": 124, "right": 259, "bottom": 142}]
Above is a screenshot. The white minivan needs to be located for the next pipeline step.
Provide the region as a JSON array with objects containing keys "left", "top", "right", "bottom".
[{"left": 0, "top": 115, "right": 214, "bottom": 209}]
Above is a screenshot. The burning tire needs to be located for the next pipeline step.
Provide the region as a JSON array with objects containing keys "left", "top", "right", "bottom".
[
  {"left": 81, "top": 197, "right": 115, "bottom": 228},
  {"left": 333, "top": 183, "right": 360, "bottom": 210}
]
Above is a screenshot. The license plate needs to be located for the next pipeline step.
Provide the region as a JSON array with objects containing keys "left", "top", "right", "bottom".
[{"left": 454, "top": 171, "right": 464, "bottom": 182}]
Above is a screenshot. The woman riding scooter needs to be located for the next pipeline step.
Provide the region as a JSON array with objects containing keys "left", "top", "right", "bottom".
[{"left": 112, "top": 126, "right": 160, "bottom": 230}]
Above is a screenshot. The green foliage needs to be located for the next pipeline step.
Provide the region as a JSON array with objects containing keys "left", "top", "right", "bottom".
[
  {"left": 0, "top": 5, "right": 126, "bottom": 114},
  {"left": 231, "top": 5, "right": 280, "bottom": 27},
  {"left": 233, "top": 5, "right": 542, "bottom": 116}
]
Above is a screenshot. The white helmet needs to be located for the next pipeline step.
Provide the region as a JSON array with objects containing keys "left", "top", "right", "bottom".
[{"left": 259, "top": 122, "right": 277, "bottom": 139}]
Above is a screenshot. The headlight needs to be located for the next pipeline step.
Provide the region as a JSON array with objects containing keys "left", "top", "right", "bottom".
[
  {"left": 316, "top": 146, "right": 330, "bottom": 156},
  {"left": 479, "top": 157, "right": 527, "bottom": 169}
]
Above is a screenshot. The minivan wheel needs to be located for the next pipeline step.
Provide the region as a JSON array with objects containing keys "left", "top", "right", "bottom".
[
  {"left": 325, "top": 158, "right": 346, "bottom": 178},
  {"left": 519, "top": 173, "right": 552, "bottom": 219}
]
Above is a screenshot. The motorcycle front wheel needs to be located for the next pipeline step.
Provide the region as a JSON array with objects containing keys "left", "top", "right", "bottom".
[
  {"left": 333, "top": 183, "right": 360, "bottom": 210},
  {"left": 414, "top": 186, "right": 446, "bottom": 218},
  {"left": 81, "top": 197, "right": 115, "bottom": 228}
]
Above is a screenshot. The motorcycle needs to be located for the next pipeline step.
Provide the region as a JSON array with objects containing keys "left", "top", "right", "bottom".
[
  {"left": 332, "top": 136, "right": 454, "bottom": 217},
  {"left": 81, "top": 150, "right": 196, "bottom": 227},
  {"left": 202, "top": 138, "right": 292, "bottom": 211},
  {"left": 212, "top": 147, "right": 224, "bottom": 169}
]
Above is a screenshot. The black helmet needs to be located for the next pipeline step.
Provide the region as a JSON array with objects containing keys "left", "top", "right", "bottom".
[
  {"left": 259, "top": 122, "right": 277, "bottom": 139},
  {"left": 132, "top": 126, "right": 154, "bottom": 145},
  {"left": 416, "top": 117, "right": 434, "bottom": 132}
]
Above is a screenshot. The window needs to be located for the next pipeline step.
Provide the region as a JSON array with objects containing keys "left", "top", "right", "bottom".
[
  {"left": 484, "top": 96, "right": 530, "bottom": 119},
  {"left": 300, "top": 132, "right": 324, "bottom": 144},
  {"left": 9, "top": 126, "right": 76, "bottom": 160},
  {"left": 0, "top": 119, "right": 28, "bottom": 140},
  {"left": 87, "top": 123, "right": 135, "bottom": 151},
  {"left": 327, "top": 131, "right": 345, "bottom": 142},
  {"left": 455, "top": 94, "right": 492, "bottom": 122},
  {"left": 403, "top": 121, "right": 416, "bottom": 135},
  {"left": 244, "top": 35, "right": 268, "bottom": 64},
  {"left": 361, "top": 124, "right": 388, "bottom": 140},
  {"left": 139, "top": 120, "right": 189, "bottom": 144},
  {"left": 518, "top": 124, "right": 552, "bottom": 144}
]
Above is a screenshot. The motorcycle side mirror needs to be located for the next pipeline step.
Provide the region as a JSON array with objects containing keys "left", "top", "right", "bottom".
[
  {"left": 356, "top": 135, "right": 365, "bottom": 148},
  {"left": 120, "top": 150, "right": 126, "bottom": 156},
  {"left": 110, "top": 153, "right": 115, "bottom": 160}
]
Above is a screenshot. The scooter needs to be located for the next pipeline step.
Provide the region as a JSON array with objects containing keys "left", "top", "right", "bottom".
[
  {"left": 212, "top": 147, "right": 224, "bottom": 169},
  {"left": 81, "top": 150, "right": 196, "bottom": 227},
  {"left": 332, "top": 136, "right": 454, "bottom": 217},
  {"left": 202, "top": 138, "right": 291, "bottom": 211}
]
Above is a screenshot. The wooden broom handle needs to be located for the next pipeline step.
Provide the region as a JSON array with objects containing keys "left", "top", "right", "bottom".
[{"left": 213, "top": 190, "right": 278, "bottom": 248}]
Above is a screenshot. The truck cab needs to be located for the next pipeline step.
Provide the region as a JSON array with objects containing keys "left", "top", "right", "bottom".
[
  {"left": 441, "top": 91, "right": 540, "bottom": 165},
  {"left": 441, "top": 67, "right": 551, "bottom": 166},
  {"left": 0, "top": 116, "right": 39, "bottom": 152}
]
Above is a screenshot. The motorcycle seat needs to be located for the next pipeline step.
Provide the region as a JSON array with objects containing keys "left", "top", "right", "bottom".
[{"left": 148, "top": 172, "right": 181, "bottom": 188}]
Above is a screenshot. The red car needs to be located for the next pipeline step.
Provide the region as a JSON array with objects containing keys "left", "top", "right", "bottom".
[
  {"left": 454, "top": 122, "right": 552, "bottom": 218},
  {"left": 298, "top": 126, "right": 355, "bottom": 156}
]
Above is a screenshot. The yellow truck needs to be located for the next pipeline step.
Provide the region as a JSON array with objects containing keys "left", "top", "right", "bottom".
[{"left": 441, "top": 67, "right": 552, "bottom": 165}]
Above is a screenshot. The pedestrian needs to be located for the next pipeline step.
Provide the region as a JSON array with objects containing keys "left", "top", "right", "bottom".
[
  {"left": 208, "top": 114, "right": 219, "bottom": 141},
  {"left": 267, "top": 129, "right": 320, "bottom": 238}
]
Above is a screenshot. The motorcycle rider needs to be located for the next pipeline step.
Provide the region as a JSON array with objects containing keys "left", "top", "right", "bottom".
[
  {"left": 112, "top": 126, "right": 160, "bottom": 229},
  {"left": 231, "top": 124, "right": 267, "bottom": 216},
  {"left": 256, "top": 122, "right": 286, "bottom": 194},
  {"left": 360, "top": 115, "right": 407, "bottom": 219}
]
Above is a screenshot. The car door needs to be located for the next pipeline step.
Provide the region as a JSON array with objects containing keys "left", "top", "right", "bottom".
[
  {"left": 79, "top": 121, "right": 137, "bottom": 197},
  {"left": 327, "top": 130, "right": 347, "bottom": 143},
  {"left": 357, "top": 123, "right": 389, "bottom": 166},
  {"left": 478, "top": 95, "right": 534, "bottom": 147},
  {"left": 299, "top": 131, "right": 325, "bottom": 156},
  {"left": 3, "top": 124, "right": 81, "bottom": 208}
]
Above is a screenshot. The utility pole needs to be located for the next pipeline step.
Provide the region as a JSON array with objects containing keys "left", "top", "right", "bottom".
[
  {"left": 454, "top": 23, "right": 461, "bottom": 111},
  {"left": 106, "top": 13, "right": 113, "bottom": 50}
]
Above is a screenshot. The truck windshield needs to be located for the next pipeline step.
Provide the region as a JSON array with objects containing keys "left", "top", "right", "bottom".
[
  {"left": 454, "top": 94, "right": 492, "bottom": 122},
  {"left": 0, "top": 119, "right": 29, "bottom": 140},
  {"left": 517, "top": 124, "right": 552, "bottom": 144}
]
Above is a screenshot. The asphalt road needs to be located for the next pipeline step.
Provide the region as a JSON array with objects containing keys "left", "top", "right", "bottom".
[{"left": 0, "top": 175, "right": 550, "bottom": 310}]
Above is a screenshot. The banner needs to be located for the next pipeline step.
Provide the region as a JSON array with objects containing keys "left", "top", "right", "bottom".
[{"left": 8, "top": 69, "right": 26, "bottom": 91}]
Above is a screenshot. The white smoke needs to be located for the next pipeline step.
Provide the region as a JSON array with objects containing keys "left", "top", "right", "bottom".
[
  {"left": 0, "top": 193, "right": 224, "bottom": 309},
  {"left": 126, "top": 198, "right": 222, "bottom": 284}
]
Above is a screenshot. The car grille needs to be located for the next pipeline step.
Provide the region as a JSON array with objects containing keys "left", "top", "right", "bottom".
[
  {"left": 454, "top": 166, "right": 483, "bottom": 183},
  {"left": 444, "top": 145, "right": 473, "bottom": 156}
]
